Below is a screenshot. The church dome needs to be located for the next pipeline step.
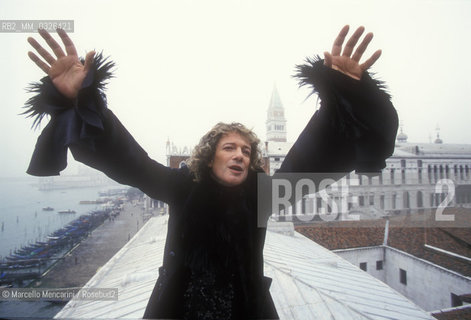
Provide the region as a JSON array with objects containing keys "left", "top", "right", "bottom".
[
  {"left": 396, "top": 125, "right": 408, "bottom": 143},
  {"left": 397, "top": 131, "right": 408, "bottom": 143}
]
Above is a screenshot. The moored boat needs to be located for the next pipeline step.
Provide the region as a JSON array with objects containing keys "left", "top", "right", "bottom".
[{"left": 57, "top": 209, "right": 76, "bottom": 214}]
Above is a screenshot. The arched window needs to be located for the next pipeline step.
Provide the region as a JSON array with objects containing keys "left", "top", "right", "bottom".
[
  {"left": 417, "top": 191, "right": 423, "bottom": 208},
  {"left": 403, "top": 191, "right": 410, "bottom": 209},
  {"left": 435, "top": 192, "right": 441, "bottom": 207},
  {"left": 369, "top": 194, "right": 374, "bottom": 206}
]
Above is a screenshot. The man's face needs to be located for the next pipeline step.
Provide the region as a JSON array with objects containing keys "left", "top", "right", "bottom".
[{"left": 209, "top": 132, "right": 251, "bottom": 187}]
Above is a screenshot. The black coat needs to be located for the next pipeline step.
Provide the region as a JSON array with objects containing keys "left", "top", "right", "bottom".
[{"left": 24, "top": 55, "right": 398, "bottom": 319}]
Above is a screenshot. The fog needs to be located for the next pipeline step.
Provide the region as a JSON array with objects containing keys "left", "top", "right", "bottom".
[{"left": 1, "top": 0, "right": 470, "bottom": 177}]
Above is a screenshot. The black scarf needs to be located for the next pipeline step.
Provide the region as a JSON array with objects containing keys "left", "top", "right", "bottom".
[
  {"left": 181, "top": 173, "right": 254, "bottom": 277},
  {"left": 180, "top": 172, "right": 258, "bottom": 319}
]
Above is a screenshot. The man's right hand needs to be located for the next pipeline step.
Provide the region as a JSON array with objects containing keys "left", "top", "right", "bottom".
[{"left": 27, "top": 28, "right": 95, "bottom": 99}]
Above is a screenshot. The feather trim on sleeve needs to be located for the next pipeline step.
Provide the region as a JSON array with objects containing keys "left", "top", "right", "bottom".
[
  {"left": 293, "top": 55, "right": 391, "bottom": 100},
  {"left": 24, "top": 53, "right": 116, "bottom": 176},
  {"left": 290, "top": 55, "right": 397, "bottom": 174},
  {"left": 22, "top": 52, "right": 115, "bottom": 129}
]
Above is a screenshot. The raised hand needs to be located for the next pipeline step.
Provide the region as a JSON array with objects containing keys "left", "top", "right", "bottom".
[
  {"left": 324, "top": 25, "right": 381, "bottom": 80},
  {"left": 27, "top": 28, "right": 95, "bottom": 99}
]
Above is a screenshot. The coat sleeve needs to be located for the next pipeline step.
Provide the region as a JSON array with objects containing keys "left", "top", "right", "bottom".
[
  {"left": 23, "top": 55, "right": 187, "bottom": 204},
  {"left": 278, "top": 56, "right": 398, "bottom": 175}
]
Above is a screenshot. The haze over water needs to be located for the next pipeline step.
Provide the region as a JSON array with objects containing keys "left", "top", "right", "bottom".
[{"left": 0, "top": 177, "right": 116, "bottom": 259}]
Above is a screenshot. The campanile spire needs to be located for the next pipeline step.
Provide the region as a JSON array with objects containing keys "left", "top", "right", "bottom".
[{"left": 266, "top": 84, "right": 287, "bottom": 142}]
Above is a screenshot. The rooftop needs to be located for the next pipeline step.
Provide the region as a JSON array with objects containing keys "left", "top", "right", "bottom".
[
  {"left": 295, "top": 207, "right": 471, "bottom": 277},
  {"left": 393, "top": 143, "right": 471, "bottom": 158},
  {"left": 432, "top": 305, "right": 471, "bottom": 320},
  {"left": 54, "top": 215, "right": 434, "bottom": 319}
]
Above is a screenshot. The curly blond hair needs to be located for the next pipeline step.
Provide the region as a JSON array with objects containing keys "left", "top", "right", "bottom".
[{"left": 187, "top": 122, "right": 263, "bottom": 182}]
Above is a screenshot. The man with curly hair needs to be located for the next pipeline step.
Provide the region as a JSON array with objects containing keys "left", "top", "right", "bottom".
[
  {"left": 187, "top": 122, "right": 263, "bottom": 185},
  {"left": 25, "top": 25, "right": 397, "bottom": 319}
]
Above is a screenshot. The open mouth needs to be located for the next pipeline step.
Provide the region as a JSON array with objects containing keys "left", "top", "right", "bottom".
[{"left": 229, "top": 165, "right": 244, "bottom": 172}]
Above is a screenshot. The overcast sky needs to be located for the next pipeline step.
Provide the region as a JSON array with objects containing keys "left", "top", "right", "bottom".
[{"left": 1, "top": 0, "right": 470, "bottom": 177}]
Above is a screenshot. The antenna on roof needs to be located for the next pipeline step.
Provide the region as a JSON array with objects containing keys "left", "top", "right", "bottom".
[{"left": 434, "top": 123, "right": 443, "bottom": 144}]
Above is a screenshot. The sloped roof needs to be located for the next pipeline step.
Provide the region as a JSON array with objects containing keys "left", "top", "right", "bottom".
[
  {"left": 54, "top": 215, "right": 166, "bottom": 319},
  {"left": 295, "top": 207, "right": 471, "bottom": 277},
  {"left": 264, "top": 228, "right": 433, "bottom": 320},
  {"left": 432, "top": 305, "right": 471, "bottom": 320},
  {"left": 54, "top": 215, "right": 433, "bottom": 319},
  {"left": 296, "top": 219, "right": 386, "bottom": 250},
  {"left": 393, "top": 142, "right": 471, "bottom": 158}
]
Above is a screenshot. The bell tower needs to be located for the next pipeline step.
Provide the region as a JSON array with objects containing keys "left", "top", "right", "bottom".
[{"left": 266, "top": 85, "right": 287, "bottom": 142}]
